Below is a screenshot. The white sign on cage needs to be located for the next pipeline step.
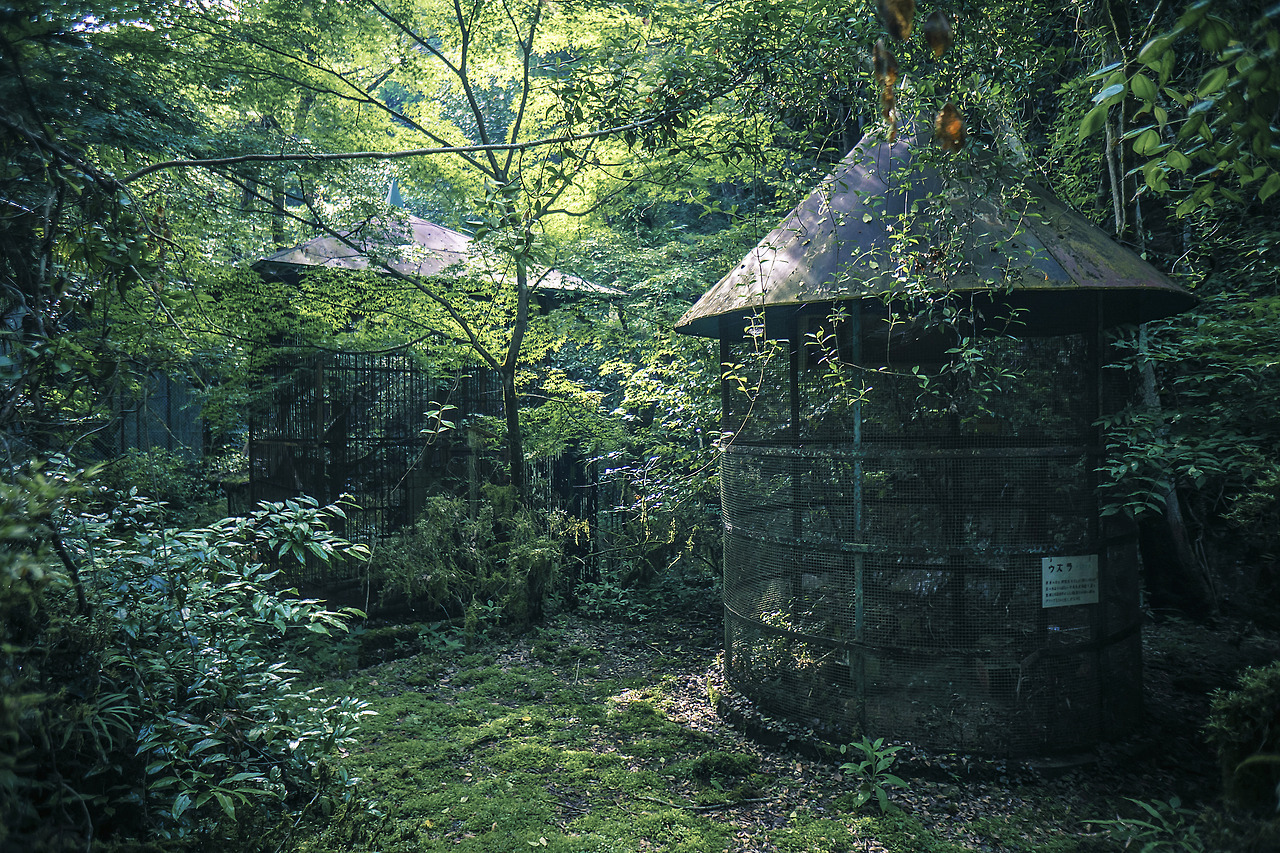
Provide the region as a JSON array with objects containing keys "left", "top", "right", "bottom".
[{"left": 1041, "top": 555, "right": 1100, "bottom": 608}]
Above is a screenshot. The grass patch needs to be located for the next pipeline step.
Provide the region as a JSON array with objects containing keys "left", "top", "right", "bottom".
[
  {"left": 298, "top": 620, "right": 738, "bottom": 852},
  {"left": 683, "top": 750, "right": 759, "bottom": 781}
]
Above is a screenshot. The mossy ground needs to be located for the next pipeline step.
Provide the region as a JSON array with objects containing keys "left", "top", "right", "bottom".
[{"left": 292, "top": 614, "right": 1274, "bottom": 852}]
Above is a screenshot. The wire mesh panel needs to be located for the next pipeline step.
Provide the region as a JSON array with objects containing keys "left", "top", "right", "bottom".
[
  {"left": 720, "top": 323, "right": 1142, "bottom": 756},
  {"left": 249, "top": 350, "right": 499, "bottom": 582},
  {"left": 248, "top": 349, "right": 604, "bottom": 587},
  {"left": 101, "top": 373, "right": 204, "bottom": 458}
]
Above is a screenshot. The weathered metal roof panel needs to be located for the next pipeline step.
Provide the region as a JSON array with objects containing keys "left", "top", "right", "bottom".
[{"left": 677, "top": 127, "right": 1194, "bottom": 337}]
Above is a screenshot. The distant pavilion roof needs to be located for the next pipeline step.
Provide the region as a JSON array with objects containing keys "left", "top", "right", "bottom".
[
  {"left": 253, "top": 215, "right": 618, "bottom": 297},
  {"left": 676, "top": 124, "right": 1194, "bottom": 338}
]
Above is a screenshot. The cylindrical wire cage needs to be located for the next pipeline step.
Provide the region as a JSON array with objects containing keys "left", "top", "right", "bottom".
[
  {"left": 676, "top": 125, "right": 1192, "bottom": 757},
  {"left": 718, "top": 309, "right": 1142, "bottom": 756}
]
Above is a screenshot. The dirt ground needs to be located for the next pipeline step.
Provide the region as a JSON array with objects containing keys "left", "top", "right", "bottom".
[{"left": 534, "top": 609, "right": 1280, "bottom": 851}]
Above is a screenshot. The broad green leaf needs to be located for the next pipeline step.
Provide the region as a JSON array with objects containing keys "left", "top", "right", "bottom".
[
  {"left": 1130, "top": 73, "right": 1158, "bottom": 101},
  {"left": 189, "top": 737, "right": 222, "bottom": 756},
  {"left": 1143, "top": 161, "right": 1170, "bottom": 193},
  {"left": 172, "top": 792, "right": 192, "bottom": 819},
  {"left": 1079, "top": 103, "right": 1110, "bottom": 139},
  {"left": 1133, "top": 129, "right": 1164, "bottom": 156},
  {"left": 1092, "top": 82, "right": 1127, "bottom": 105},
  {"left": 1176, "top": 0, "right": 1213, "bottom": 29},
  {"left": 1167, "top": 150, "right": 1192, "bottom": 172},
  {"left": 1197, "top": 65, "right": 1230, "bottom": 97},
  {"left": 1137, "top": 36, "right": 1172, "bottom": 68},
  {"left": 1199, "top": 16, "right": 1233, "bottom": 54},
  {"left": 1086, "top": 61, "right": 1124, "bottom": 80},
  {"left": 1179, "top": 112, "right": 1209, "bottom": 141},
  {"left": 1259, "top": 172, "right": 1280, "bottom": 202},
  {"left": 214, "top": 790, "right": 236, "bottom": 819}
]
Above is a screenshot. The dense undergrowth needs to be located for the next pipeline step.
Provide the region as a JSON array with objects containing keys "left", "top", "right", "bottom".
[
  {"left": 0, "top": 479, "right": 373, "bottom": 852},
  {"left": 4, "top": 466, "right": 1279, "bottom": 852}
]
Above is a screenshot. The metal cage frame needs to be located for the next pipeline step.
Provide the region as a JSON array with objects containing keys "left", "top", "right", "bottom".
[
  {"left": 677, "top": 125, "right": 1193, "bottom": 756},
  {"left": 715, "top": 303, "right": 1142, "bottom": 755}
]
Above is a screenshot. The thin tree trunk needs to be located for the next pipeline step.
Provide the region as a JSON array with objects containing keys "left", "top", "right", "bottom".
[
  {"left": 1105, "top": 119, "right": 1125, "bottom": 237},
  {"left": 502, "top": 252, "right": 532, "bottom": 504},
  {"left": 502, "top": 369, "right": 524, "bottom": 500}
]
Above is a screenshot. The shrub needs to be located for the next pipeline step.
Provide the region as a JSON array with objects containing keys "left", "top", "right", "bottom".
[
  {"left": 1, "top": 478, "right": 375, "bottom": 851},
  {"left": 838, "top": 737, "right": 907, "bottom": 814},
  {"left": 368, "top": 485, "right": 566, "bottom": 632},
  {"left": 92, "top": 448, "right": 223, "bottom": 527},
  {"left": 1206, "top": 662, "right": 1280, "bottom": 812},
  {"left": 1094, "top": 797, "right": 1206, "bottom": 852}
]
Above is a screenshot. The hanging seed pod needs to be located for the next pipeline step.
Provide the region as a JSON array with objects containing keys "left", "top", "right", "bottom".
[
  {"left": 877, "top": 0, "right": 915, "bottom": 41},
  {"left": 923, "top": 10, "right": 953, "bottom": 58},
  {"left": 872, "top": 38, "right": 899, "bottom": 90},
  {"left": 935, "top": 102, "right": 966, "bottom": 152},
  {"left": 882, "top": 87, "right": 898, "bottom": 141}
]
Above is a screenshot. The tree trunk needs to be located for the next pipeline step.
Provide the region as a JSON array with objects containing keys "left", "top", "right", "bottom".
[
  {"left": 502, "top": 368, "right": 524, "bottom": 501},
  {"left": 1138, "top": 504, "right": 1214, "bottom": 618},
  {"left": 501, "top": 251, "right": 532, "bottom": 504}
]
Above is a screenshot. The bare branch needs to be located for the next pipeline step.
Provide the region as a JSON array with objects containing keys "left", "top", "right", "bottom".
[
  {"left": 119, "top": 111, "right": 678, "bottom": 185},
  {"left": 364, "top": 0, "right": 503, "bottom": 176}
]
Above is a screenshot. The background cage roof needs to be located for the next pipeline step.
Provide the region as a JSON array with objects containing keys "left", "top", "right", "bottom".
[{"left": 254, "top": 214, "right": 618, "bottom": 297}]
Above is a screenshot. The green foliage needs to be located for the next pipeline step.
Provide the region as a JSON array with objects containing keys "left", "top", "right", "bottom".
[
  {"left": 573, "top": 552, "right": 720, "bottom": 623},
  {"left": 0, "top": 484, "right": 374, "bottom": 850},
  {"left": 1098, "top": 282, "right": 1280, "bottom": 590},
  {"left": 1081, "top": 3, "right": 1280, "bottom": 214},
  {"left": 684, "top": 750, "right": 759, "bottom": 783},
  {"left": 1094, "top": 797, "right": 1207, "bottom": 852},
  {"left": 562, "top": 230, "right": 729, "bottom": 604},
  {"left": 418, "top": 621, "right": 467, "bottom": 655},
  {"left": 92, "top": 448, "right": 224, "bottom": 527},
  {"left": 574, "top": 565, "right": 646, "bottom": 620},
  {"left": 837, "top": 737, "right": 907, "bottom": 814},
  {"left": 1097, "top": 405, "right": 1269, "bottom": 520},
  {"left": 368, "top": 487, "right": 567, "bottom": 631},
  {"left": 1207, "top": 662, "right": 1280, "bottom": 812},
  {"left": 0, "top": 2, "right": 207, "bottom": 459}
]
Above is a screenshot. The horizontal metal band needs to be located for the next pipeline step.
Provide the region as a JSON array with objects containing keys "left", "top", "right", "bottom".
[{"left": 724, "top": 603, "right": 1141, "bottom": 661}]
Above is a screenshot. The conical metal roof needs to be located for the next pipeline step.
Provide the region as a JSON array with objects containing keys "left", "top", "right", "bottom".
[{"left": 676, "top": 125, "right": 1194, "bottom": 337}]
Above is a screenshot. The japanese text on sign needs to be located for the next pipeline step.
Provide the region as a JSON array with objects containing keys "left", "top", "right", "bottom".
[{"left": 1041, "top": 555, "right": 1099, "bottom": 608}]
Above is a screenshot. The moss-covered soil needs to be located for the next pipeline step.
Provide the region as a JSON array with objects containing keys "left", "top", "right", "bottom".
[{"left": 298, "top": 614, "right": 1280, "bottom": 853}]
